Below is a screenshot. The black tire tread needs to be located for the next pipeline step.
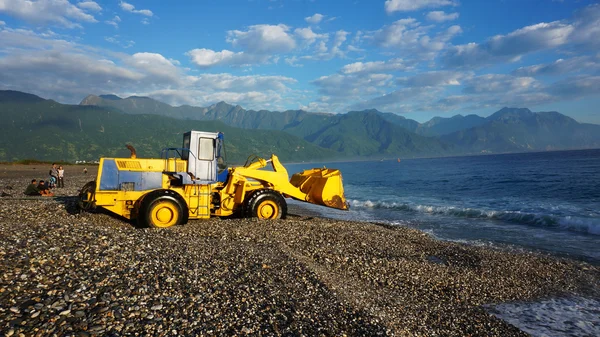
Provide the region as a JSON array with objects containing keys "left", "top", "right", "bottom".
[
  {"left": 244, "top": 189, "right": 287, "bottom": 220},
  {"left": 137, "top": 189, "right": 188, "bottom": 228}
]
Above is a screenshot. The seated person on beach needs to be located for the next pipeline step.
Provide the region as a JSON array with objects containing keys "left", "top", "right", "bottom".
[
  {"left": 36, "top": 180, "right": 54, "bottom": 197},
  {"left": 24, "top": 179, "right": 41, "bottom": 196}
]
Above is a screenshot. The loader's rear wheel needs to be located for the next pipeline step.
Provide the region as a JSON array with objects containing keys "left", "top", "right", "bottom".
[
  {"left": 245, "top": 189, "right": 287, "bottom": 220},
  {"left": 138, "top": 190, "right": 186, "bottom": 228},
  {"left": 78, "top": 181, "right": 97, "bottom": 212}
]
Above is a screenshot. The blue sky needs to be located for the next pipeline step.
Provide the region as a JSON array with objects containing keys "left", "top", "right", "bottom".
[{"left": 0, "top": 0, "right": 599, "bottom": 123}]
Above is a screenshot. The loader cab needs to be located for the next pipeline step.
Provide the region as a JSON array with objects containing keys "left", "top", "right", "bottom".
[{"left": 181, "top": 131, "right": 228, "bottom": 183}]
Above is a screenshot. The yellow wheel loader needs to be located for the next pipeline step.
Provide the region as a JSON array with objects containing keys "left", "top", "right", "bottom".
[{"left": 78, "top": 130, "right": 348, "bottom": 228}]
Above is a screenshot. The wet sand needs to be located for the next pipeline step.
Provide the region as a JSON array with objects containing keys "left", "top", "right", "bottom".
[{"left": 1, "top": 164, "right": 598, "bottom": 336}]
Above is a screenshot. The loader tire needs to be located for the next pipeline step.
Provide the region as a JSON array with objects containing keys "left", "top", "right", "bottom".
[
  {"left": 245, "top": 189, "right": 287, "bottom": 220},
  {"left": 78, "top": 181, "right": 97, "bottom": 212},
  {"left": 138, "top": 190, "right": 187, "bottom": 228}
]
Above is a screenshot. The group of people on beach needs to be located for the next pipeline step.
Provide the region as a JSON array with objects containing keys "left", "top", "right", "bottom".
[{"left": 23, "top": 163, "right": 64, "bottom": 197}]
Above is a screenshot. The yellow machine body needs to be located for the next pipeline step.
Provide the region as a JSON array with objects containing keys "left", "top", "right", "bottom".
[{"left": 80, "top": 132, "right": 348, "bottom": 227}]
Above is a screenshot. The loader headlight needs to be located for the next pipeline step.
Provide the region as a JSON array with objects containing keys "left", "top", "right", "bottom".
[{"left": 126, "top": 200, "right": 133, "bottom": 205}]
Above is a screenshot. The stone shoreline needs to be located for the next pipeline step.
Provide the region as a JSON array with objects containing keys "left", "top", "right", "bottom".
[{"left": 1, "top": 166, "right": 599, "bottom": 336}]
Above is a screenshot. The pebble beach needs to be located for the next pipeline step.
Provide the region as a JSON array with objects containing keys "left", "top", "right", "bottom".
[{"left": 1, "top": 165, "right": 599, "bottom": 336}]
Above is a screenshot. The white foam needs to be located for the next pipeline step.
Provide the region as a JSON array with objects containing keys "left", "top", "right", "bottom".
[
  {"left": 347, "top": 199, "right": 600, "bottom": 235},
  {"left": 487, "top": 296, "right": 600, "bottom": 337},
  {"left": 559, "top": 216, "right": 600, "bottom": 235}
]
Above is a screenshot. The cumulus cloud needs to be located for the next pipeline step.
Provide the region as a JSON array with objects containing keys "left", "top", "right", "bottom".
[
  {"left": 371, "top": 19, "right": 462, "bottom": 59},
  {"left": 0, "top": 20, "right": 5, "bottom": 26},
  {"left": 227, "top": 24, "right": 296, "bottom": 54},
  {"left": 124, "top": 53, "right": 181, "bottom": 83},
  {"left": 0, "top": 0, "right": 97, "bottom": 28},
  {"left": 105, "top": 15, "right": 121, "bottom": 28},
  {"left": 340, "top": 58, "right": 408, "bottom": 75},
  {"left": 284, "top": 56, "right": 303, "bottom": 67},
  {"left": 294, "top": 27, "right": 328, "bottom": 46},
  {"left": 426, "top": 11, "right": 459, "bottom": 22},
  {"left": 547, "top": 75, "right": 600, "bottom": 100},
  {"left": 189, "top": 73, "right": 296, "bottom": 93},
  {"left": 312, "top": 72, "right": 393, "bottom": 100},
  {"left": 77, "top": 1, "right": 102, "bottom": 12},
  {"left": 186, "top": 48, "right": 267, "bottom": 67},
  {"left": 462, "top": 74, "right": 540, "bottom": 94},
  {"left": 385, "top": 0, "right": 456, "bottom": 14},
  {"left": 119, "top": 1, "right": 153, "bottom": 17},
  {"left": 186, "top": 24, "right": 301, "bottom": 68},
  {"left": 397, "top": 70, "right": 470, "bottom": 87},
  {"left": 104, "top": 35, "right": 134, "bottom": 48},
  {"left": 0, "top": 28, "right": 299, "bottom": 109},
  {"left": 305, "top": 13, "right": 324, "bottom": 24},
  {"left": 348, "top": 87, "right": 439, "bottom": 112},
  {"left": 441, "top": 5, "right": 600, "bottom": 69},
  {"left": 512, "top": 56, "right": 600, "bottom": 77},
  {"left": 569, "top": 4, "right": 600, "bottom": 49}
]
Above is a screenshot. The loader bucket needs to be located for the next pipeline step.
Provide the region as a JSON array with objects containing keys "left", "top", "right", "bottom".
[{"left": 290, "top": 168, "right": 349, "bottom": 210}]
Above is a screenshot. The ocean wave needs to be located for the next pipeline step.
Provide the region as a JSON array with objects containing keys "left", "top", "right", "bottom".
[{"left": 349, "top": 199, "right": 600, "bottom": 235}]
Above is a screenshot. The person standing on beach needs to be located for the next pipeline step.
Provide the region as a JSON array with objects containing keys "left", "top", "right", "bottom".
[
  {"left": 24, "top": 179, "right": 41, "bottom": 196},
  {"left": 58, "top": 166, "right": 65, "bottom": 188},
  {"left": 50, "top": 163, "right": 59, "bottom": 188}
]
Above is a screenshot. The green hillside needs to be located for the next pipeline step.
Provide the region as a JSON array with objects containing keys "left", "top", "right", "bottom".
[
  {"left": 0, "top": 94, "right": 340, "bottom": 163},
  {"left": 442, "top": 108, "right": 600, "bottom": 153},
  {"left": 305, "top": 110, "right": 452, "bottom": 157}
]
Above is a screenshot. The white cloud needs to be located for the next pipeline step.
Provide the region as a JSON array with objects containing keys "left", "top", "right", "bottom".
[
  {"left": 512, "top": 56, "right": 600, "bottom": 77},
  {"left": 186, "top": 48, "right": 236, "bottom": 67},
  {"left": 462, "top": 74, "right": 540, "bottom": 94},
  {"left": 0, "top": 28, "right": 299, "bottom": 109},
  {"left": 348, "top": 87, "right": 438, "bottom": 112},
  {"left": 340, "top": 58, "right": 408, "bottom": 75},
  {"left": 0, "top": 27, "right": 74, "bottom": 50},
  {"left": 104, "top": 35, "right": 134, "bottom": 48},
  {"left": 371, "top": 19, "right": 462, "bottom": 60},
  {"left": 284, "top": 56, "right": 303, "bottom": 67},
  {"left": 227, "top": 24, "right": 296, "bottom": 54},
  {"left": 547, "top": 75, "right": 600, "bottom": 100},
  {"left": 570, "top": 4, "right": 600, "bottom": 50},
  {"left": 294, "top": 27, "right": 327, "bottom": 46},
  {"left": 105, "top": 15, "right": 121, "bottom": 28},
  {"left": 426, "top": 11, "right": 458, "bottom": 22},
  {"left": 330, "top": 30, "right": 348, "bottom": 57},
  {"left": 438, "top": 5, "right": 600, "bottom": 69},
  {"left": 124, "top": 52, "right": 180, "bottom": 84},
  {"left": 397, "top": 70, "right": 470, "bottom": 87},
  {"left": 0, "top": 0, "right": 97, "bottom": 28},
  {"left": 385, "top": 0, "right": 456, "bottom": 14},
  {"left": 119, "top": 1, "right": 153, "bottom": 17},
  {"left": 305, "top": 13, "right": 324, "bottom": 24},
  {"left": 77, "top": 1, "right": 101, "bottom": 12},
  {"left": 189, "top": 73, "right": 296, "bottom": 92},
  {"left": 0, "top": 20, "right": 5, "bottom": 26},
  {"left": 186, "top": 48, "right": 266, "bottom": 67},
  {"left": 312, "top": 73, "right": 393, "bottom": 99}
]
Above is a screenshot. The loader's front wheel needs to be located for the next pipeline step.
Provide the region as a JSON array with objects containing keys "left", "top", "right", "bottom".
[
  {"left": 245, "top": 189, "right": 287, "bottom": 220},
  {"left": 139, "top": 190, "right": 186, "bottom": 228},
  {"left": 78, "top": 181, "right": 97, "bottom": 212}
]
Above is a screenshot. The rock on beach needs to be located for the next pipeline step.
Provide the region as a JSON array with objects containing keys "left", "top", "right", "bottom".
[{"left": 1, "top": 164, "right": 599, "bottom": 336}]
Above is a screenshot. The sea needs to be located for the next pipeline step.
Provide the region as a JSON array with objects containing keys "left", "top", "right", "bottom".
[{"left": 285, "top": 148, "right": 600, "bottom": 337}]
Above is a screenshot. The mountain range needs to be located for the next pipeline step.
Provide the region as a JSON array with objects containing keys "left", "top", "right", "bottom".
[{"left": 1, "top": 89, "right": 599, "bottom": 163}]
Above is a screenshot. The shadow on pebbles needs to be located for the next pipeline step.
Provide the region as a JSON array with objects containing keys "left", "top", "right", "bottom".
[{"left": 1, "top": 170, "right": 599, "bottom": 336}]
